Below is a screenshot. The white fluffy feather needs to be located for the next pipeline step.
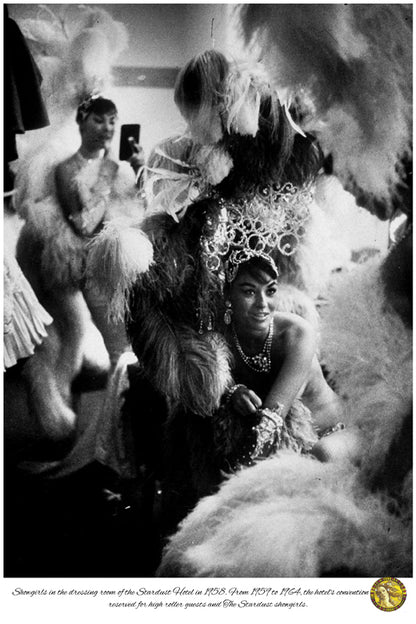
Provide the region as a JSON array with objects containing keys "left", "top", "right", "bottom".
[
  {"left": 159, "top": 452, "right": 410, "bottom": 577},
  {"left": 320, "top": 258, "right": 412, "bottom": 479},
  {"left": 86, "top": 219, "right": 154, "bottom": 322},
  {"left": 158, "top": 252, "right": 412, "bottom": 578},
  {"left": 16, "top": 4, "right": 129, "bottom": 162},
  {"left": 239, "top": 4, "right": 412, "bottom": 202}
]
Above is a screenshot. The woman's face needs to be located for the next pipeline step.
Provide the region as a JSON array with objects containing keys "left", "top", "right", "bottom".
[
  {"left": 229, "top": 268, "right": 278, "bottom": 333},
  {"left": 79, "top": 111, "right": 117, "bottom": 151}
]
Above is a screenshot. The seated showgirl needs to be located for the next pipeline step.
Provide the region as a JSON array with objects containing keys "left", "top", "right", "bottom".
[
  {"left": 217, "top": 254, "right": 347, "bottom": 467},
  {"left": 86, "top": 50, "right": 352, "bottom": 533},
  {"left": 126, "top": 254, "right": 348, "bottom": 536}
]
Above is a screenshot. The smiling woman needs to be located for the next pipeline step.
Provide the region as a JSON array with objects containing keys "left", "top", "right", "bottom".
[
  {"left": 221, "top": 256, "right": 344, "bottom": 464},
  {"left": 225, "top": 257, "right": 317, "bottom": 418}
]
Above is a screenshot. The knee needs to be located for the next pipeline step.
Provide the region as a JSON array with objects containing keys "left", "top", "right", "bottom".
[{"left": 311, "top": 430, "right": 361, "bottom": 464}]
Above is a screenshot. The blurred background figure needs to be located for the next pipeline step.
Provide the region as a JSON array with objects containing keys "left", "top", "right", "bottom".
[{"left": 10, "top": 6, "right": 146, "bottom": 459}]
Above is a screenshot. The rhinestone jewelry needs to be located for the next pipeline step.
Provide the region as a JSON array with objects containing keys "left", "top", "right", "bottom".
[
  {"left": 200, "top": 182, "right": 313, "bottom": 280},
  {"left": 252, "top": 405, "right": 284, "bottom": 459},
  {"left": 232, "top": 320, "right": 274, "bottom": 372}
]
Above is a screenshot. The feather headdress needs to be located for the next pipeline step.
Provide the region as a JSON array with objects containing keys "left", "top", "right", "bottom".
[
  {"left": 145, "top": 143, "right": 233, "bottom": 221},
  {"left": 15, "top": 5, "right": 130, "bottom": 217},
  {"left": 19, "top": 4, "right": 128, "bottom": 124},
  {"left": 239, "top": 4, "right": 412, "bottom": 216},
  {"left": 174, "top": 49, "right": 289, "bottom": 144},
  {"left": 223, "top": 60, "right": 270, "bottom": 137}
]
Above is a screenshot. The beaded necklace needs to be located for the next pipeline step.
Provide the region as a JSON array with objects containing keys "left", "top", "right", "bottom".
[{"left": 232, "top": 321, "right": 274, "bottom": 373}]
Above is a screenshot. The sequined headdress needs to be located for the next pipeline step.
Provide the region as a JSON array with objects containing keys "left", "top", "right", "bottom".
[
  {"left": 200, "top": 182, "right": 313, "bottom": 283},
  {"left": 76, "top": 93, "right": 117, "bottom": 123}
]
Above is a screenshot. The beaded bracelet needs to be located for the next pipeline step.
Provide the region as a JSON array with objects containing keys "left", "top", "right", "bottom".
[
  {"left": 319, "top": 421, "right": 345, "bottom": 438},
  {"left": 251, "top": 403, "right": 285, "bottom": 459},
  {"left": 222, "top": 383, "right": 247, "bottom": 406}
]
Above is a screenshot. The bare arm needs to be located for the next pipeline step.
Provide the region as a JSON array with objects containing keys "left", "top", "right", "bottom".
[
  {"left": 262, "top": 314, "right": 316, "bottom": 417},
  {"left": 229, "top": 313, "right": 316, "bottom": 419},
  {"left": 127, "top": 138, "right": 146, "bottom": 187},
  {"left": 301, "top": 355, "right": 345, "bottom": 431},
  {"left": 55, "top": 157, "right": 114, "bottom": 236},
  {"left": 55, "top": 160, "right": 83, "bottom": 220}
]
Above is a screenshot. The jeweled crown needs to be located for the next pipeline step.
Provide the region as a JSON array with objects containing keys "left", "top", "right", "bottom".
[{"left": 200, "top": 182, "right": 313, "bottom": 281}]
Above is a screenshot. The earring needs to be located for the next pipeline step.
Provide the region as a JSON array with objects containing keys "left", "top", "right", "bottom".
[{"left": 224, "top": 300, "right": 233, "bottom": 325}]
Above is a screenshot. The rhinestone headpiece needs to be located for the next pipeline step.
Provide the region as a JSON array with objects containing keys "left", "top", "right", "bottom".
[
  {"left": 77, "top": 92, "right": 102, "bottom": 120},
  {"left": 200, "top": 182, "right": 313, "bottom": 282}
]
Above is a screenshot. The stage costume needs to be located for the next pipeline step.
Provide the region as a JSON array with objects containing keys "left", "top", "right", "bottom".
[
  {"left": 3, "top": 251, "right": 52, "bottom": 370},
  {"left": 3, "top": 6, "right": 52, "bottom": 371},
  {"left": 8, "top": 6, "right": 142, "bottom": 452},
  {"left": 89, "top": 51, "right": 342, "bottom": 533},
  {"left": 158, "top": 247, "right": 412, "bottom": 577},
  {"left": 157, "top": 5, "right": 412, "bottom": 576},
  {"left": 239, "top": 3, "right": 412, "bottom": 218},
  {"left": 13, "top": 6, "right": 143, "bottom": 367}
]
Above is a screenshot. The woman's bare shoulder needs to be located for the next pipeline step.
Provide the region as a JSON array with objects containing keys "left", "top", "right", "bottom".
[
  {"left": 273, "top": 310, "right": 314, "bottom": 336},
  {"left": 273, "top": 311, "right": 316, "bottom": 353},
  {"left": 55, "top": 153, "right": 78, "bottom": 177}
]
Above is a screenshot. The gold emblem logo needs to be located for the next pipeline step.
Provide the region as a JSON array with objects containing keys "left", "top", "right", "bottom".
[{"left": 370, "top": 578, "right": 407, "bottom": 611}]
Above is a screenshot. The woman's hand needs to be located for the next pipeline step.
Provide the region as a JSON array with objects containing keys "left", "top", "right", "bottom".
[
  {"left": 127, "top": 138, "right": 145, "bottom": 174},
  {"left": 230, "top": 385, "right": 262, "bottom": 418}
]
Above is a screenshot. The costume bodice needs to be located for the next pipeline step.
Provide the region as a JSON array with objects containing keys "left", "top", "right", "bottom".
[{"left": 56, "top": 151, "right": 119, "bottom": 236}]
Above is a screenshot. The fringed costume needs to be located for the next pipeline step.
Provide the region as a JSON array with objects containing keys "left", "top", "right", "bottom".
[{"left": 3, "top": 249, "right": 53, "bottom": 370}]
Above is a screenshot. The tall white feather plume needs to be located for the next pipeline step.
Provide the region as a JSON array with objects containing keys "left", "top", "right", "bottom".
[
  {"left": 17, "top": 4, "right": 129, "bottom": 149},
  {"left": 239, "top": 4, "right": 412, "bottom": 205},
  {"left": 15, "top": 5, "right": 131, "bottom": 224}
]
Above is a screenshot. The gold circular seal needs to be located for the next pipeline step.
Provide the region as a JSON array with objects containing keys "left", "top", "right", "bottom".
[{"left": 370, "top": 578, "right": 407, "bottom": 611}]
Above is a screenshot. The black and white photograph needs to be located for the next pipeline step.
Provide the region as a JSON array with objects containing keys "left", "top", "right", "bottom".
[{"left": 2, "top": 1, "right": 413, "bottom": 622}]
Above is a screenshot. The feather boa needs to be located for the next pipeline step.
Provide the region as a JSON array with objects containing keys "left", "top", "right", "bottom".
[
  {"left": 18, "top": 169, "right": 142, "bottom": 291},
  {"left": 130, "top": 311, "right": 232, "bottom": 418},
  {"left": 145, "top": 143, "right": 233, "bottom": 221},
  {"left": 20, "top": 194, "right": 87, "bottom": 289},
  {"left": 239, "top": 4, "right": 412, "bottom": 208},
  {"left": 86, "top": 218, "right": 153, "bottom": 321}
]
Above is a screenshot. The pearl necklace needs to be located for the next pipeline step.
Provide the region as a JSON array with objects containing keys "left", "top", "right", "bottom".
[{"left": 232, "top": 321, "right": 274, "bottom": 372}]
